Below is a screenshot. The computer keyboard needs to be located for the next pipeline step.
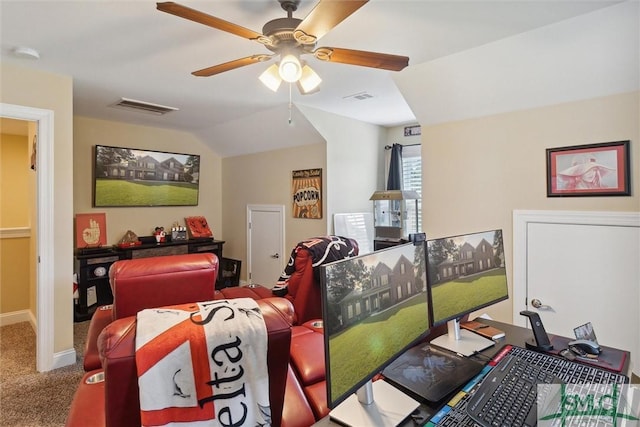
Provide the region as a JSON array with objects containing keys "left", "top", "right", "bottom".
[{"left": 426, "top": 345, "right": 630, "bottom": 427}]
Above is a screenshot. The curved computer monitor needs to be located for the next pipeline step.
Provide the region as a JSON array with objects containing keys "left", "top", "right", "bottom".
[
  {"left": 320, "top": 242, "right": 431, "bottom": 426},
  {"left": 427, "top": 229, "right": 509, "bottom": 356}
]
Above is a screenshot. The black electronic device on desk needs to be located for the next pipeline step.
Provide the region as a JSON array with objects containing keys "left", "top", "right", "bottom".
[{"left": 382, "top": 342, "right": 484, "bottom": 404}]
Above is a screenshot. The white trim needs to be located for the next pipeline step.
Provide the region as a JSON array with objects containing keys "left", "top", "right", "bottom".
[
  {"left": 512, "top": 209, "right": 640, "bottom": 327},
  {"left": 0, "top": 227, "right": 31, "bottom": 239},
  {"left": 0, "top": 309, "right": 36, "bottom": 329},
  {"left": 246, "top": 204, "right": 285, "bottom": 285},
  {"left": 51, "top": 348, "right": 77, "bottom": 370},
  {"left": 0, "top": 103, "right": 57, "bottom": 372}
]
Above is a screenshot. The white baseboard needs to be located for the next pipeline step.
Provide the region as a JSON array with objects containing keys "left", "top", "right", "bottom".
[
  {"left": 1, "top": 309, "right": 76, "bottom": 370},
  {"left": 52, "top": 348, "right": 77, "bottom": 370},
  {"left": 0, "top": 309, "right": 36, "bottom": 330}
]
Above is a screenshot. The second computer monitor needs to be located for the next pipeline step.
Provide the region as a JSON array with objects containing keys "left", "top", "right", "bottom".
[{"left": 427, "top": 229, "right": 509, "bottom": 355}]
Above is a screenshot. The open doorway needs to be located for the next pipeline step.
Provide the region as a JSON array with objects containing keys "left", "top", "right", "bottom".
[{"left": 1, "top": 103, "right": 56, "bottom": 372}]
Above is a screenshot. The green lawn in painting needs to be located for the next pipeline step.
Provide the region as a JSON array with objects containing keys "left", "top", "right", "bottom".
[
  {"left": 431, "top": 268, "right": 507, "bottom": 323},
  {"left": 95, "top": 179, "right": 198, "bottom": 206},
  {"left": 327, "top": 293, "right": 430, "bottom": 403}
]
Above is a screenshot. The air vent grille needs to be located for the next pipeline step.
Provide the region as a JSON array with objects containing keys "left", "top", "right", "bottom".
[
  {"left": 110, "top": 98, "right": 178, "bottom": 115},
  {"left": 343, "top": 91, "right": 374, "bottom": 101}
]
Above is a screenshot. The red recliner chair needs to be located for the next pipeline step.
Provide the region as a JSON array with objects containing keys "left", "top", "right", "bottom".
[
  {"left": 83, "top": 253, "right": 274, "bottom": 372},
  {"left": 67, "top": 297, "right": 294, "bottom": 427},
  {"left": 277, "top": 236, "right": 359, "bottom": 325}
]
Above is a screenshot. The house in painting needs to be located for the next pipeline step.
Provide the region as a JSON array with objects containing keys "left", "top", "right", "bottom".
[
  {"left": 104, "top": 155, "right": 187, "bottom": 182},
  {"left": 338, "top": 255, "right": 421, "bottom": 328},
  {"left": 436, "top": 238, "right": 495, "bottom": 282}
]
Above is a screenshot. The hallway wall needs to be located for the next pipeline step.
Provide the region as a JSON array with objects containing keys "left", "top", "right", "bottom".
[{"left": 0, "top": 131, "right": 31, "bottom": 321}]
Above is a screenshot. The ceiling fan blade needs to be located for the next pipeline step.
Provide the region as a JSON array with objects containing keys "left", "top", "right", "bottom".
[
  {"left": 314, "top": 47, "right": 409, "bottom": 71},
  {"left": 157, "top": 2, "right": 271, "bottom": 45},
  {"left": 294, "top": 0, "right": 368, "bottom": 44},
  {"left": 192, "top": 54, "right": 273, "bottom": 77}
]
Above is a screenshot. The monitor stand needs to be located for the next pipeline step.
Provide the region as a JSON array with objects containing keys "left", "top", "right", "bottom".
[
  {"left": 329, "top": 380, "right": 419, "bottom": 426},
  {"left": 430, "top": 318, "right": 495, "bottom": 357}
]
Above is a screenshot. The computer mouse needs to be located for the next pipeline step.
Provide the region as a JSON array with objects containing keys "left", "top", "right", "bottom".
[{"left": 568, "top": 339, "right": 601, "bottom": 355}]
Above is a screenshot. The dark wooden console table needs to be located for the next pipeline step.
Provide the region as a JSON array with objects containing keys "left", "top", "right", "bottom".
[
  {"left": 116, "top": 238, "right": 224, "bottom": 261},
  {"left": 74, "top": 238, "right": 225, "bottom": 322}
]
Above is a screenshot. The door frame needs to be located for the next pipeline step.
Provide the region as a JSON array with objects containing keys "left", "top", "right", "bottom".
[
  {"left": 512, "top": 209, "right": 640, "bottom": 327},
  {"left": 1, "top": 102, "right": 55, "bottom": 372},
  {"left": 246, "top": 204, "right": 285, "bottom": 284}
]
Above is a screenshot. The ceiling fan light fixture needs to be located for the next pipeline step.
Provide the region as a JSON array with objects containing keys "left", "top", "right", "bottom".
[
  {"left": 259, "top": 64, "right": 282, "bottom": 92},
  {"left": 297, "top": 64, "right": 322, "bottom": 94},
  {"left": 278, "top": 54, "right": 302, "bottom": 83}
]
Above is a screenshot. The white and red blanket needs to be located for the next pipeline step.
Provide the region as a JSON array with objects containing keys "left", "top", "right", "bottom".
[{"left": 135, "top": 298, "right": 270, "bottom": 427}]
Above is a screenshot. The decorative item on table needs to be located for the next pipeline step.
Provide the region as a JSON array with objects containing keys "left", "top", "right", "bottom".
[
  {"left": 171, "top": 224, "right": 188, "bottom": 241},
  {"left": 75, "top": 212, "right": 107, "bottom": 249},
  {"left": 117, "top": 230, "right": 141, "bottom": 248},
  {"left": 154, "top": 226, "right": 166, "bottom": 243},
  {"left": 185, "top": 216, "right": 213, "bottom": 239}
]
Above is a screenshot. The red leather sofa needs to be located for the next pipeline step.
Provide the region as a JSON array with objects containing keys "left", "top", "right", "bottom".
[{"left": 67, "top": 253, "right": 329, "bottom": 427}]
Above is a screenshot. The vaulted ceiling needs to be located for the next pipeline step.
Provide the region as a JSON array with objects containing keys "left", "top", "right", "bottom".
[{"left": 0, "top": 1, "right": 621, "bottom": 156}]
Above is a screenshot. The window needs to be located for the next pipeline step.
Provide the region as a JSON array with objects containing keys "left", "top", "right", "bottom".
[{"left": 402, "top": 145, "right": 422, "bottom": 231}]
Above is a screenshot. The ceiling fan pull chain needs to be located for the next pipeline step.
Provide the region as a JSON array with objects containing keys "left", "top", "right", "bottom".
[{"left": 288, "top": 83, "right": 293, "bottom": 125}]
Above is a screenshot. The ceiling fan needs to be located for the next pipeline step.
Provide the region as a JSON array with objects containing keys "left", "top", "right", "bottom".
[{"left": 156, "top": 1, "right": 409, "bottom": 94}]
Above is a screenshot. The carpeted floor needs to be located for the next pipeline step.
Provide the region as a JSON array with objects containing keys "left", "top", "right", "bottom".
[{"left": 0, "top": 321, "right": 89, "bottom": 427}]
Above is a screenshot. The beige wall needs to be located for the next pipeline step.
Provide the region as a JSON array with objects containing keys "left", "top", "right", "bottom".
[
  {"left": 1, "top": 133, "right": 30, "bottom": 224},
  {"left": 0, "top": 132, "right": 31, "bottom": 314},
  {"left": 420, "top": 92, "right": 640, "bottom": 323},
  {"left": 0, "top": 237, "right": 30, "bottom": 313},
  {"left": 1, "top": 62, "right": 74, "bottom": 354},
  {"left": 298, "top": 105, "right": 386, "bottom": 232},
  {"left": 394, "top": 2, "right": 639, "bottom": 325},
  {"left": 221, "top": 142, "right": 327, "bottom": 282},
  {"left": 73, "top": 116, "right": 223, "bottom": 245}
]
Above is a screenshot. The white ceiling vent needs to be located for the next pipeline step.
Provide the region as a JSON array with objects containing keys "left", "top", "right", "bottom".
[
  {"left": 109, "top": 98, "right": 178, "bottom": 115},
  {"left": 343, "top": 91, "right": 374, "bottom": 101}
]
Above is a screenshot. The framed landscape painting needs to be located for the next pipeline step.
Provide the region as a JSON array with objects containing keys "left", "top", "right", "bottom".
[{"left": 93, "top": 145, "right": 200, "bottom": 207}]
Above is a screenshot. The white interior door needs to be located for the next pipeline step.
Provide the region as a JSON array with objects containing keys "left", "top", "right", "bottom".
[
  {"left": 247, "top": 205, "right": 285, "bottom": 287},
  {"left": 513, "top": 210, "right": 640, "bottom": 376}
]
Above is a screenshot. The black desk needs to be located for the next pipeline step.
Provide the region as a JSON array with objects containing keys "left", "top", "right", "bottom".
[{"left": 315, "top": 318, "right": 631, "bottom": 426}]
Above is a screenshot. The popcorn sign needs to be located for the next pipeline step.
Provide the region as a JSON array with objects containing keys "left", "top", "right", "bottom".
[{"left": 292, "top": 168, "right": 322, "bottom": 219}]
